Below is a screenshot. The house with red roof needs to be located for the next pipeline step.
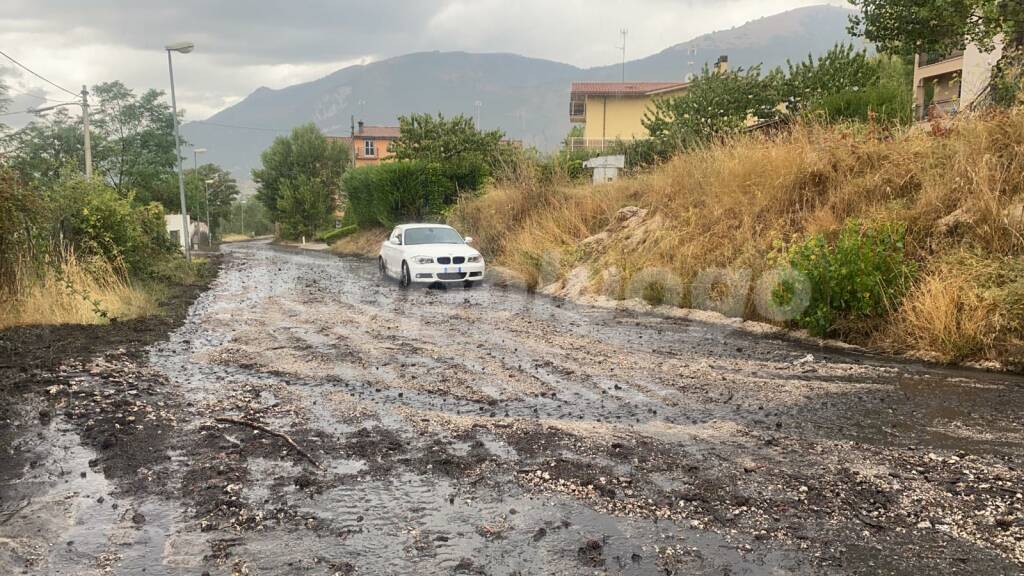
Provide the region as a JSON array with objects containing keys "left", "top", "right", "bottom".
[
  {"left": 328, "top": 120, "right": 401, "bottom": 167},
  {"left": 568, "top": 81, "right": 690, "bottom": 151}
]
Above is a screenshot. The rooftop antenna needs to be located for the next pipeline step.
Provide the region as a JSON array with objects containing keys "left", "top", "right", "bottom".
[{"left": 617, "top": 28, "right": 628, "bottom": 82}]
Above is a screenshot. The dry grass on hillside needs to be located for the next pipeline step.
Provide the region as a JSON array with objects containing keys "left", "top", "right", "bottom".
[
  {"left": 450, "top": 111, "right": 1024, "bottom": 365},
  {"left": 0, "top": 250, "right": 160, "bottom": 330},
  {"left": 329, "top": 228, "right": 389, "bottom": 258}
]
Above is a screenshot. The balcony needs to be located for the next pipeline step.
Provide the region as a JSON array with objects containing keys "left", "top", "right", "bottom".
[
  {"left": 916, "top": 50, "right": 965, "bottom": 81},
  {"left": 565, "top": 137, "right": 622, "bottom": 152}
]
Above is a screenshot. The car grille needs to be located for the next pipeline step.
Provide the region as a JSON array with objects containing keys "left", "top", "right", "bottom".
[
  {"left": 436, "top": 272, "right": 467, "bottom": 280},
  {"left": 436, "top": 256, "right": 467, "bottom": 265}
]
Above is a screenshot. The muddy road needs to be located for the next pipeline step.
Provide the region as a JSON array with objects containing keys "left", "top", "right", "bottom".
[{"left": 2, "top": 239, "right": 1023, "bottom": 575}]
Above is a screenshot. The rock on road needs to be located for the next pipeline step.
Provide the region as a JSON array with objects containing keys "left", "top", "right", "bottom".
[{"left": 2, "top": 239, "right": 1023, "bottom": 575}]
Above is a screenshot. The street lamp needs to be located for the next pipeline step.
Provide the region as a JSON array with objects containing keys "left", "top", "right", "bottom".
[
  {"left": 204, "top": 178, "right": 216, "bottom": 247},
  {"left": 193, "top": 147, "right": 206, "bottom": 173},
  {"left": 166, "top": 41, "right": 195, "bottom": 261},
  {"left": 194, "top": 147, "right": 208, "bottom": 245}
]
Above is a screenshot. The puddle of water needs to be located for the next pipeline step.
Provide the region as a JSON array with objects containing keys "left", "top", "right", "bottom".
[{"left": 229, "top": 471, "right": 804, "bottom": 575}]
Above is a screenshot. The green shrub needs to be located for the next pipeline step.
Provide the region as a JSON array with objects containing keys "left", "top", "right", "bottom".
[
  {"left": 775, "top": 220, "right": 916, "bottom": 337},
  {"left": 317, "top": 224, "right": 359, "bottom": 244},
  {"left": 0, "top": 168, "right": 48, "bottom": 293},
  {"left": 814, "top": 83, "right": 913, "bottom": 126},
  {"left": 50, "top": 177, "right": 176, "bottom": 276},
  {"left": 344, "top": 161, "right": 450, "bottom": 228}
]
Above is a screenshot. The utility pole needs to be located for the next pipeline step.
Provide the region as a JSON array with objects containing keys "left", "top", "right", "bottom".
[
  {"left": 29, "top": 90, "right": 93, "bottom": 179},
  {"left": 81, "top": 86, "right": 92, "bottom": 179},
  {"left": 618, "top": 29, "right": 628, "bottom": 82},
  {"left": 474, "top": 100, "right": 482, "bottom": 129}
]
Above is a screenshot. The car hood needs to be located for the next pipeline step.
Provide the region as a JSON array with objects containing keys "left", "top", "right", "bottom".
[{"left": 405, "top": 244, "right": 482, "bottom": 259}]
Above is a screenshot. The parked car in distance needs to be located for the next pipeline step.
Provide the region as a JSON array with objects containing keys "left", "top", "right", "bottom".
[{"left": 379, "top": 224, "right": 485, "bottom": 288}]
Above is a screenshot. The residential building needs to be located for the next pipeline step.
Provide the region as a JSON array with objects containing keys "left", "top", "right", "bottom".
[
  {"left": 568, "top": 81, "right": 689, "bottom": 151},
  {"left": 328, "top": 121, "right": 401, "bottom": 166},
  {"left": 165, "top": 214, "right": 207, "bottom": 251},
  {"left": 566, "top": 56, "right": 729, "bottom": 151},
  {"left": 913, "top": 41, "right": 1003, "bottom": 120}
]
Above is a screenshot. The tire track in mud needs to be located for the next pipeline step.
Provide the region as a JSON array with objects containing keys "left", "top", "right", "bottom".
[{"left": 44, "top": 240, "right": 1021, "bottom": 575}]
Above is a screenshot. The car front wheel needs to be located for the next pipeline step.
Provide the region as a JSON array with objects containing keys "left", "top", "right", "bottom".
[
  {"left": 379, "top": 256, "right": 387, "bottom": 278},
  {"left": 399, "top": 262, "right": 411, "bottom": 289}
]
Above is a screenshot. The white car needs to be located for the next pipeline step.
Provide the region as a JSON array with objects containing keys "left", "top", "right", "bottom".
[{"left": 379, "top": 224, "right": 485, "bottom": 288}]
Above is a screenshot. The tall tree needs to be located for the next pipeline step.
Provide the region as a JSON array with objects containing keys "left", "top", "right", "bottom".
[
  {"left": 849, "top": 1, "right": 1024, "bottom": 105},
  {"left": 392, "top": 113, "right": 505, "bottom": 165},
  {"left": 3, "top": 108, "right": 84, "bottom": 187},
  {"left": 644, "top": 65, "right": 784, "bottom": 148},
  {"left": 90, "top": 81, "right": 178, "bottom": 197},
  {"left": 782, "top": 44, "right": 881, "bottom": 112},
  {"left": 848, "top": 0, "right": 1023, "bottom": 55},
  {"left": 252, "top": 124, "right": 349, "bottom": 237}
]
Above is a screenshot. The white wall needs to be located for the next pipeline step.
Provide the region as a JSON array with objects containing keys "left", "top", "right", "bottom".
[{"left": 962, "top": 37, "right": 1004, "bottom": 108}]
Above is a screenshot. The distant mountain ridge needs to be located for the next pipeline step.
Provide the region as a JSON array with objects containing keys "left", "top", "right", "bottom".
[{"left": 181, "top": 4, "right": 859, "bottom": 188}]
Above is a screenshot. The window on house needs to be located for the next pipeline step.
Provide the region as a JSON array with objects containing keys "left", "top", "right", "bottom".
[
  {"left": 570, "top": 99, "right": 585, "bottom": 118},
  {"left": 364, "top": 139, "right": 376, "bottom": 157}
]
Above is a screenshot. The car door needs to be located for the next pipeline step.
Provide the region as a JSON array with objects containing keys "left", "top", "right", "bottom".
[{"left": 383, "top": 228, "right": 403, "bottom": 275}]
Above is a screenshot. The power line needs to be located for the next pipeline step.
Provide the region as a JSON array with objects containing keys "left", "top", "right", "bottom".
[
  {"left": 2, "top": 85, "right": 74, "bottom": 104},
  {"left": 0, "top": 48, "right": 79, "bottom": 98}
]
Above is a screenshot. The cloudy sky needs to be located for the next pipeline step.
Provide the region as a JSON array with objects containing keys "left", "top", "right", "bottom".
[{"left": 2, "top": 0, "right": 849, "bottom": 127}]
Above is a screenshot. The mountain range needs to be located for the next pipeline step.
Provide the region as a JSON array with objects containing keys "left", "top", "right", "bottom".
[{"left": 181, "top": 4, "right": 861, "bottom": 189}]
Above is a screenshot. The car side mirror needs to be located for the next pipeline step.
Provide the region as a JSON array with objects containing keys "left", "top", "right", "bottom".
[
  {"left": 464, "top": 236, "right": 473, "bottom": 244},
  {"left": 392, "top": 237, "right": 402, "bottom": 245}
]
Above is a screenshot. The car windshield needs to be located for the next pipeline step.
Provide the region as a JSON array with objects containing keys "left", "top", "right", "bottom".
[{"left": 403, "top": 227, "right": 464, "bottom": 245}]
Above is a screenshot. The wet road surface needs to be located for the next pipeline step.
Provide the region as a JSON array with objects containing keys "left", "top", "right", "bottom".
[{"left": 2, "top": 239, "right": 1023, "bottom": 575}]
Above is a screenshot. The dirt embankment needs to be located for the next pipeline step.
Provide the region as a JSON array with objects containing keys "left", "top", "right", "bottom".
[{"left": 450, "top": 114, "right": 1024, "bottom": 369}]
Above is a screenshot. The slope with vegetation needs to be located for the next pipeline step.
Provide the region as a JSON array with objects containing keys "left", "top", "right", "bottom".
[
  {"left": 450, "top": 112, "right": 1024, "bottom": 367},
  {"left": 0, "top": 81, "right": 222, "bottom": 329}
]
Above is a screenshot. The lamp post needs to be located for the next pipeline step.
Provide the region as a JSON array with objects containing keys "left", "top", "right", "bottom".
[
  {"left": 474, "top": 100, "right": 482, "bottom": 129},
  {"left": 166, "top": 41, "right": 195, "bottom": 262},
  {"left": 193, "top": 147, "right": 206, "bottom": 174},
  {"left": 193, "top": 147, "right": 207, "bottom": 245},
  {"left": 204, "top": 178, "right": 216, "bottom": 247}
]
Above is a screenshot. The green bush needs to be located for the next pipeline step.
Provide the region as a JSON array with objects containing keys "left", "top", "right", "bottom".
[
  {"left": 814, "top": 83, "right": 913, "bottom": 126},
  {"left": 316, "top": 224, "right": 359, "bottom": 243},
  {"left": 775, "top": 220, "right": 916, "bottom": 337},
  {"left": 50, "top": 177, "right": 177, "bottom": 276},
  {"left": 0, "top": 168, "right": 49, "bottom": 293},
  {"left": 344, "top": 161, "right": 450, "bottom": 228}
]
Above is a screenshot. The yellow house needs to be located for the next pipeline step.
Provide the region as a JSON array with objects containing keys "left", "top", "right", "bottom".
[{"left": 568, "top": 81, "right": 689, "bottom": 151}]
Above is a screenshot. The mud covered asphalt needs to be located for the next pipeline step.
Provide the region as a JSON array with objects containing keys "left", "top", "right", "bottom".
[{"left": 1, "top": 239, "right": 1023, "bottom": 575}]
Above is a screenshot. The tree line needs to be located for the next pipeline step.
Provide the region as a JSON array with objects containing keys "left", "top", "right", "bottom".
[
  {"left": 0, "top": 80, "right": 239, "bottom": 304},
  {"left": 252, "top": 113, "right": 511, "bottom": 240}
]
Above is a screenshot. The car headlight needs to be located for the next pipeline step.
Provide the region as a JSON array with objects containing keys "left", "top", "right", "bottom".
[
  {"left": 467, "top": 255, "right": 482, "bottom": 263},
  {"left": 413, "top": 256, "right": 434, "bottom": 264}
]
